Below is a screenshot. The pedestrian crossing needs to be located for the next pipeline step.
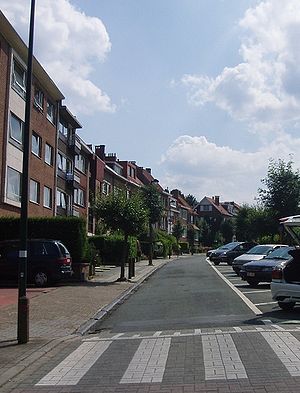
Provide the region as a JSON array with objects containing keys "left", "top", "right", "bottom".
[{"left": 35, "top": 326, "right": 300, "bottom": 387}]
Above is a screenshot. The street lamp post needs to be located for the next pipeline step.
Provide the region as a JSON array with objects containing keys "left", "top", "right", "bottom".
[{"left": 18, "top": 0, "right": 36, "bottom": 344}]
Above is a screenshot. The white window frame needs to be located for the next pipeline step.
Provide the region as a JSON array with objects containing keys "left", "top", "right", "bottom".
[
  {"left": 47, "top": 100, "right": 55, "bottom": 123},
  {"left": 30, "top": 179, "right": 40, "bottom": 204},
  {"left": 59, "top": 120, "right": 69, "bottom": 137},
  {"left": 74, "top": 188, "right": 85, "bottom": 207},
  {"left": 45, "top": 143, "right": 53, "bottom": 166},
  {"left": 57, "top": 153, "right": 71, "bottom": 172},
  {"left": 9, "top": 112, "right": 24, "bottom": 146},
  {"left": 12, "top": 58, "right": 26, "bottom": 98},
  {"left": 75, "top": 154, "right": 86, "bottom": 173},
  {"left": 101, "top": 181, "right": 111, "bottom": 195},
  {"left": 43, "top": 186, "right": 52, "bottom": 208},
  {"left": 56, "top": 189, "right": 67, "bottom": 209},
  {"left": 34, "top": 88, "right": 44, "bottom": 111},
  {"left": 31, "top": 132, "right": 41, "bottom": 157},
  {"left": 7, "top": 167, "right": 21, "bottom": 202}
]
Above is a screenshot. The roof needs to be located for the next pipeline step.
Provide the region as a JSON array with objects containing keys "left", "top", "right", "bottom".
[
  {"left": 199, "top": 196, "right": 232, "bottom": 217},
  {"left": 0, "top": 11, "right": 64, "bottom": 101}
]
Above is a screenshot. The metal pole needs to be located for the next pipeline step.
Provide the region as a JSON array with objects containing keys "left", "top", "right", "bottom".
[{"left": 18, "top": 0, "right": 36, "bottom": 344}]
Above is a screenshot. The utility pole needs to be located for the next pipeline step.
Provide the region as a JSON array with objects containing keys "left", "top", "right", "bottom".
[{"left": 18, "top": 0, "right": 36, "bottom": 344}]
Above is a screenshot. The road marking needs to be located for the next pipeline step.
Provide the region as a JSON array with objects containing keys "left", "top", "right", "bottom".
[
  {"left": 202, "top": 334, "right": 247, "bottom": 380},
  {"left": 112, "top": 333, "right": 124, "bottom": 339},
  {"left": 243, "top": 290, "right": 270, "bottom": 294},
  {"left": 207, "top": 261, "right": 262, "bottom": 315},
  {"left": 36, "top": 341, "right": 112, "bottom": 386},
  {"left": 254, "top": 301, "right": 277, "bottom": 306},
  {"left": 195, "top": 328, "right": 202, "bottom": 334},
  {"left": 261, "top": 332, "right": 300, "bottom": 376},
  {"left": 120, "top": 338, "right": 171, "bottom": 384},
  {"left": 233, "top": 327, "right": 243, "bottom": 332},
  {"left": 153, "top": 331, "right": 162, "bottom": 337}
]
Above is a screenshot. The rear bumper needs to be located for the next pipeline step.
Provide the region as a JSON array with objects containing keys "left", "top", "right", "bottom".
[
  {"left": 271, "top": 281, "right": 300, "bottom": 302},
  {"left": 240, "top": 271, "right": 272, "bottom": 282}
]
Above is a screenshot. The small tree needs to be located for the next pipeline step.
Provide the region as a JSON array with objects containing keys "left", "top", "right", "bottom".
[
  {"left": 94, "top": 192, "right": 148, "bottom": 280},
  {"left": 172, "top": 220, "right": 184, "bottom": 255},
  {"left": 187, "top": 226, "right": 196, "bottom": 254},
  {"left": 185, "top": 194, "right": 198, "bottom": 207},
  {"left": 140, "top": 184, "right": 163, "bottom": 265}
]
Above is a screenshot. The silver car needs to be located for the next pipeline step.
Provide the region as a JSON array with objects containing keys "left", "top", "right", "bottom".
[{"left": 232, "top": 244, "right": 288, "bottom": 275}]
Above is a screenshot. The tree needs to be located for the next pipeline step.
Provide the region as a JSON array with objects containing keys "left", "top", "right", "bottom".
[
  {"left": 140, "top": 184, "right": 163, "bottom": 265},
  {"left": 220, "top": 219, "right": 234, "bottom": 244},
  {"left": 172, "top": 220, "right": 184, "bottom": 254},
  {"left": 185, "top": 194, "right": 198, "bottom": 207},
  {"left": 258, "top": 158, "right": 300, "bottom": 219},
  {"left": 94, "top": 192, "right": 148, "bottom": 280},
  {"left": 187, "top": 226, "right": 196, "bottom": 254}
]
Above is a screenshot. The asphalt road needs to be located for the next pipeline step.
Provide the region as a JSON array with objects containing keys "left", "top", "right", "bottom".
[{"left": 93, "top": 254, "right": 258, "bottom": 333}]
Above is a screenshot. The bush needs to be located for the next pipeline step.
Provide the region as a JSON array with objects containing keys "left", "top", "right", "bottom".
[
  {"left": 0, "top": 216, "right": 87, "bottom": 262},
  {"left": 179, "top": 242, "right": 189, "bottom": 254},
  {"left": 88, "top": 233, "right": 138, "bottom": 265}
]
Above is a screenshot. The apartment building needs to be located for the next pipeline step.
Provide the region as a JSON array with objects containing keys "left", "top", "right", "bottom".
[{"left": 0, "top": 11, "right": 64, "bottom": 217}]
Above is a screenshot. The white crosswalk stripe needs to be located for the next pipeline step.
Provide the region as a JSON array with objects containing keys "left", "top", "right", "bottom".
[
  {"left": 202, "top": 334, "right": 247, "bottom": 380},
  {"left": 261, "top": 331, "right": 300, "bottom": 376},
  {"left": 35, "top": 341, "right": 112, "bottom": 386},
  {"left": 120, "top": 337, "right": 171, "bottom": 384}
]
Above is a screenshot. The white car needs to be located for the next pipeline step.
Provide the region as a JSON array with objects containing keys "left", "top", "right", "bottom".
[
  {"left": 271, "top": 215, "right": 300, "bottom": 310},
  {"left": 232, "top": 244, "right": 288, "bottom": 275}
]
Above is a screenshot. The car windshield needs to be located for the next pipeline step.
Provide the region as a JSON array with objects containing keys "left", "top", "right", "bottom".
[
  {"left": 264, "top": 246, "right": 293, "bottom": 260},
  {"left": 218, "top": 242, "right": 240, "bottom": 251},
  {"left": 246, "top": 245, "right": 274, "bottom": 255}
]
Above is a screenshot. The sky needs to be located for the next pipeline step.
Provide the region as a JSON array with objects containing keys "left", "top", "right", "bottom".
[{"left": 1, "top": 0, "right": 300, "bottom": 205}]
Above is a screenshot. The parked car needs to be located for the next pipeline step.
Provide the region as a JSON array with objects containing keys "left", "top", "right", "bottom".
[
  {"left": 232, "top": 244, "right": 288, "bottom": 275},
  {"left": 271, "top": 248, "right": 300, "bottom": 310},
  {"left": 208, "top": 241, "right": 257, "bottom": 265},
  {"left": 240, "top": 246, "right": 294, "bottom": 287},
  {"left": 0, "top": 239, "right": 73, "bottom": 287}
]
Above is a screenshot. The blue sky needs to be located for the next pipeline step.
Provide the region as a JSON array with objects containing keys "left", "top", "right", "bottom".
[{"left": 2, "top": 0, "right": 300, "bottom": 204}]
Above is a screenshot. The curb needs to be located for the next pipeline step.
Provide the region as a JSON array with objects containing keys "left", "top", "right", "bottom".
[{"left": 77, "top": 259, "right": 171, "bottom": 335}]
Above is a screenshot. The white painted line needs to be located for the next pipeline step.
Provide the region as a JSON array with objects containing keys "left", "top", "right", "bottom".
[
  {"left": 120, "top": 338, "right": 171, "bottom": 384},
  {"left": 153, "top": 331, "right": 162, "bottom": 337},
  {"left": 207, "top": 260, "right": 262, "bottom": 315},
  {"left": 254, "top": 302, "right": 277, "bottom": 306},
  {"left": 233, "top": 327, "right": 243, "bottom": 332},
  {"left": 173, "top": 332, "right": 181, "bottom": 336},
  {"left": 36, "top": 341, "right": 112, "bottom": 386},
  {"left": 261, "top": 332, "right": 300, "bottom": 376},
  {"left": 111, "top": 333, "right": 124, "bottom": 339},
  {"left": 271, "top": 324, "right": 286, "bottom": 331},
  {"left": 202, "top": 334, "right": 247, "bottom": 380},
  {"left": 195, "top": 328, "right": 202, "bottom": 335},
  {"left": 243, "top": 290, "right": 270, "bottom": 294}
]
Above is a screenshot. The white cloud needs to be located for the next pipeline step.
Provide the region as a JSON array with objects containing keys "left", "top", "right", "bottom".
[
  {"left": 181, "top": 0, "right": 300, "bottom": 133},
  {"left": 160, "top": 134, "right": 300, "bottom": 204},
  {"left": 0, "top": 0, "right": 115, "bottom": 114}
]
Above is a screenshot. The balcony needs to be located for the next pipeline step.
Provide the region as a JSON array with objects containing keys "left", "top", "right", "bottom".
[
  {"left": 68, "top": 134, "right": 81, "bottom": 154},
  {"left": 65, "top": 172, "right": 80, "bottom": 187}
]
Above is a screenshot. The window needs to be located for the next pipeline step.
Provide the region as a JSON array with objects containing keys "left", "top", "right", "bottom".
[
  {"left": 34, "top": 88, "right": 44, "bottom": 110},
  {"left": 57, "top": 153, "right": 72, "bottom": 172},
  {"left": 59, "top": 120, "right": 69, "bottom": 137},
  {"left": 74, "top": 188, "right": 84, "bottom": 206},
  {"left": 9, "top": 112, "right": 24, "bottom": 146},
  {"left": 45, "top": 143, "right": 53, "bottom": 166},
  {"left": 7, "top": 167, "right": 21, "bottom": 202},
  {"left": 12, "top": 59, "right": 26, "bottom": 98},
  {"left": 75, "top": 154, "right": 86, "bottom": 173},
  {"left": 30, "top": 179, "right": 40, "bottom": 203},
  {"left": 47, "top": 100, "right": 55, "bottom": 123},
  {"left": 200, "top": 205, "right": 212, "bottom": 212},
  {"left": 31, "top": 132, "right": 41, "bottom": 157},
  {"left": 56, "top": 190, "right": 67, "bottom": 209},
  {"left": 102, "top": 181, "right": 111, "bottom": 195},
  {"left": 44, "top": 186, "right": 52, "bottom": 208}
]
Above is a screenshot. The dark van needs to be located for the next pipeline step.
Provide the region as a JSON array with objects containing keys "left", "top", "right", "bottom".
[{"left": 0, "top": 239, "right": 72, "bottom": 287}]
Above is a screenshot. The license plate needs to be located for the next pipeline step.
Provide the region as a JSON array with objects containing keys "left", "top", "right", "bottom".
[{"left": 247, "top": 272, "right": 255, "bottom": 277}]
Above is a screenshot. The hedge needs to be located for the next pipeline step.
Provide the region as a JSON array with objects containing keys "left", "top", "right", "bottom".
[{"left": 0, "top": 216, "right": 87, "bottom": 262}]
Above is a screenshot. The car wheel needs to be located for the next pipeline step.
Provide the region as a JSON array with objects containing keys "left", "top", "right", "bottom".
[
  {"left": 246, "top": 278, "right": 259, "bottom": 287},
  {"left": 278, "top": 301, "right": 295, "bottom": 311},
  {"left": 213, "top": 261, "right": 220, "bottom": 265},
  {"left": 33, "top": 271, "right": 49, "bottom": 287}
]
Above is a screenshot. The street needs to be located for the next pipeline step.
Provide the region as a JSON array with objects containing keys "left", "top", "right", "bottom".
[{"left": 4, "top": 255, "right": 300, "bottom": 393}]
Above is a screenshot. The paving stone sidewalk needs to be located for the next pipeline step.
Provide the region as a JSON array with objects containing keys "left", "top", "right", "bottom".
[{"left": 0, "top": 257, "right": 171, "bottom": 390}]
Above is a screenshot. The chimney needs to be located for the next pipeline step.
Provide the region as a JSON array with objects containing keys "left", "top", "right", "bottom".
[
  {"left": 214, "top": 196, "right": 220, "bottom": 205},
  {"left": 95, "top": 145, "right": 105, "bottom": 160},
  {"left": 145, "top": 168, "right": 151, "bottom": 174}
]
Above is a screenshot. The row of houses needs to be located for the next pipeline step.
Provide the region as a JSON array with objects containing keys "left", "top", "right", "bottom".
[{"left": 0, "top": 11, "right": 240, "bottom": 245}]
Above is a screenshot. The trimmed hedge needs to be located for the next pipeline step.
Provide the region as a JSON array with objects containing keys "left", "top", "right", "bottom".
[
  {"left": 0, "top": 216, "right": 87, "bottom": 262},
  {"left": 88, "top": 234, "right": 138, "bottom": 266}
]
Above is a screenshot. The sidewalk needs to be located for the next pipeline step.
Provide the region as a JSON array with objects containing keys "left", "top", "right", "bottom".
[{"left": 0, "top": 257, "right": 171, "bottom": 390}]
